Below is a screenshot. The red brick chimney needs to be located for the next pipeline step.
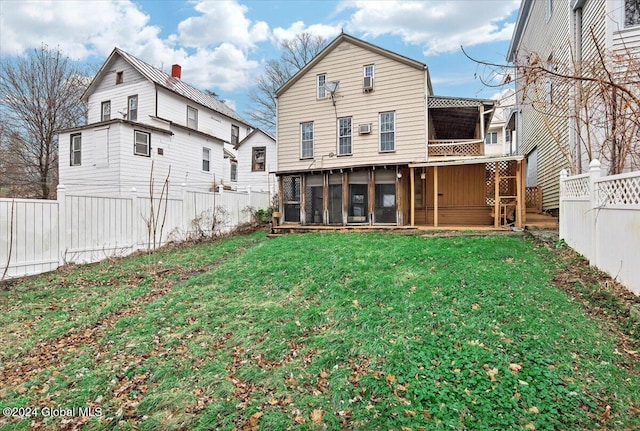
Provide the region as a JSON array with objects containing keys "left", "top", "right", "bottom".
[{"left": 171, "top": 64, "right": 181, "bottom": 79}]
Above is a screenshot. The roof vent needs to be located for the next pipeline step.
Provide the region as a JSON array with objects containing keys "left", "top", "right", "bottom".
[{"left": 171, "top": 64, "right": 182, "bottom": 79}]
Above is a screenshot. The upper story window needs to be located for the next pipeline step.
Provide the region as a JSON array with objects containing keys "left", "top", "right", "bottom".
[
  {"left": 252, "top": 147, "right": 266, "bottom": 171},
  {"left": 128, "top": 95, "right": 138, "bottom": 121},
  {"left": 202, "top": 147, "right": 211, "bottom": 172},
  {"left": 625, "top": 0, "right": 640, "bottom": 27},
  {"left": 300, "top": 122, "right": 314, "bottom": 159},
  {"left": 379, "top": 111, "right": 395, "bottom": 152},
  {"left": 317, "top": 74, "right": 326, "bottom": 99},
  {"left": 230, "top": 161, "right": 238, "bottom": 182},
  {"left": 485, "top": 131, "right": 498, "bottom": 145},
  {"left": 116, "top": 71, "right": 124, "bottom": 84},
  {"left": 70, "top": 133, "right": 81, "bottom": 166},
  {"left": 134, "top": 130, "right": 150, "bottom": 157},
  {"left": 231, "top": 125, "right": 239, "bottom": 146},
  {"left": 338, "top": 117, "right": 352, "bottom": 155},
  {"left": 101, "top": 101, "right": 111, "bottom": 121},
  {"left": 364, "top": 64, "right": 374, "bottom": 91},
  {"left": 187, "top": 106, "right": 198, "bottom": 129},
  {"left": 545, "top": 0, "right": 553, "bottom": 22}
]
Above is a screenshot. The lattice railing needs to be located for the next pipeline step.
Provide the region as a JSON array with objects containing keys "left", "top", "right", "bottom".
[
  {"left": 525, "top": 186, "right": 542, "bottom": 211},
  {"left": 428, "top": 140, "right": 484, "bottom": 157},
  {"left": 562, "top": 174, "right": 590, "bottom": 199},
  {"left": 485, "top": 160, "right": 517, "bottom": 205},
  {"left": 283, "top": 176, "right": 300, "bottom": 202},
  {"left": 597, "top": 175, "right": 640, "bottom": 206}
]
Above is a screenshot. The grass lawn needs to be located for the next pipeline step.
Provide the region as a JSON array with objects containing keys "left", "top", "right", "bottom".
[{"left": 0, "top": 231, "right": 638, "bottom": 430}]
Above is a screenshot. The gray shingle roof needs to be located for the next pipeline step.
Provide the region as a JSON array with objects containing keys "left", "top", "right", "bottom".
[{"left": 113, "top": 48, "right": 250, "bottom": 126}]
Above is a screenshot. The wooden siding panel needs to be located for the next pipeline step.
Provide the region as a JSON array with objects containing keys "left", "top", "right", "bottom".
[{"left": 277, "top": 40, "right": 427, "bottom": 172}]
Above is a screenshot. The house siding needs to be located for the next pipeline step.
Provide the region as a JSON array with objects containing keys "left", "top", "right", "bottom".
[
  {"left": 277, "top": 39, "right": 427, "bottom": 173},
  {"left": 236, "top": 132, "right": 276, "bottom": 194}
]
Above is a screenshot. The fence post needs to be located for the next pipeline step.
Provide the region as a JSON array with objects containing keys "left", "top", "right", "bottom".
[
  {"left": 182, "top": 183, "right": 189, "bottom": 239},
  {"left": 559, "top": 169, "right": 567, "bottom": 240},
  {"left": 588, "top": 159, "right": 601, "bottom": 267},
  {"left": 130, "top": 187, "right": 138, "bottom": 252},
  {"left": 57, "top": 184, "right": 67, "bottom": 266}
]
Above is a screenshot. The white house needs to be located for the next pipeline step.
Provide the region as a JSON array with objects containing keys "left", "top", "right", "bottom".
[
  {"left": 58, "top": 48, "right": 253, "bottom": 197},
  {"left": 234, "top": 128, "right": 276, "bottom": 196},
  {"left": 485, "top": 89, "right": 516, "bottom": 157}
]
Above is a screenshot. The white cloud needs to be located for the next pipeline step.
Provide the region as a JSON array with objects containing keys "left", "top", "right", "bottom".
[
  {"left": 272, "top": 21, "right": 342, "bottom": 45},
  {"left": 176, "top": 0, "right": 269, "bottom": 50},
  {"left": 342, "top": 0, "right": 520, "bottom": 56}
]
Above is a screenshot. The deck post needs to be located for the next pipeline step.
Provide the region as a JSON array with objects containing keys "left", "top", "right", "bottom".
[
  {"left": 433, "top": 165, "right": 439, "bottom": 227},
  {"left": 515, "top": 160, "right": 523, "bottom": 228},
  {"left": 300, "top": 175, "right": 306, "bottom": 225},
  {"left": 410, "top": 166, "right": 415, "bottom": 226},
  {"left": 494, "top": 162, "right": 500, "bottom": 228},
  {"left": 368, "top": 169, "right": 375, "bottom": 225},
  {"left": 277, "top": 176, "right": 284, "bottom": 216},
  {"left": 342, "top": 172, "right": 348, "bottom": 225},
  {"left": 322, "top": 172, "right": 329, "bottom": 224}
]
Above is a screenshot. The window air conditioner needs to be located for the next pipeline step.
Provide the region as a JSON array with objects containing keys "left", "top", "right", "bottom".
[
  {"left": 359, "top": 124, "right": 372, "bottom": 134},
  {"left": 363, "top": 76, "right": 373, "bottom": 91}
]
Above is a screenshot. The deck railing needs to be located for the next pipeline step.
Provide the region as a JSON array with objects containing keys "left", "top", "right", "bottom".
[
  {"left": 428, "top": 139, "right": 484, "bottom": 157},
  {"left": 525, "top": 186, "right": 542, "bottom": 212}
]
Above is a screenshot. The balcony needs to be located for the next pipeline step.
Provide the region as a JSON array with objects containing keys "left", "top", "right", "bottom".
[{"left": 428, "top": 139, "right": 484, "bottom": 157}]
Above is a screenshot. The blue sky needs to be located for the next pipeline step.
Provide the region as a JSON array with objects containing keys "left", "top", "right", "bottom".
[{"left": 0, "top": 0, "right": 521, "bottom": 122}]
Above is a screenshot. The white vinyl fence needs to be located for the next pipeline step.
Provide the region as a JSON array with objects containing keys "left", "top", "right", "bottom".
[
  {"left": 0, "top": 185, "right": 270, "bottom": 279},
  {"left": 560, "top": 160, "right": 640, "bottom": 295}
]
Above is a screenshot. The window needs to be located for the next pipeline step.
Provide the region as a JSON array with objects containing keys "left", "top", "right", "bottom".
[
  {"left": 338, "top": 117, "right": 352, "bottom": 155},
  {"left": 128, "top": 95, "right": 138, "bottom": 121},
  {"left": 101, "top": 101, "right": 111, "bottom": 121},
  {"left": 70, "top": 133, "right": 81, "bottom": 166},
  {"left": 546, "top": 0, "right": 553, "bottom": 21},
  {"left": 116, "top": 71, "right": 124, "bottom": 84},
  {"left": 202, "top": 147, "right": 210, "bottom": 172},
  {"left": 364, "top": 64, "right": 374, "bottom": 90},
  {"left": 485, "top": 132, "right": 498, "bottom": 145},
  {"left": 134, "top": 130, "right": 150, "bottom": 156},
  {"left": 231, "top": 125, "right": 239, "bottom": 146},
  {"left": 380, "top": 111, "right": 395, "bottom": 152},
  {"left": 187, "top": 106, "right": 198, "bottom": 129},
  {"left": 364, "top": 64, "right": 374, "bottom": 79},
  {"left": 317, "top": 74, "right": 326, "bottom": 99},
  {"left": 230, "top": 161, "right": 238, "bottom": 182},
  {"left": 300, "top": 122, "right": 314, "bottom": 159},
  {"left": 252, "top": 147, "right": 266, "bottom": 171},
  {"left": 626, "top": 0, "right": 640, "bottom": 27}
]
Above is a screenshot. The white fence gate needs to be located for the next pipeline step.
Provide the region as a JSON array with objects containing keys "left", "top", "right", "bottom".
[
  {"left": 0, "top": 185, "right": 270, "bottom": 279},
  {"left": 560, "top": 160, "right": 640, "bottom": 295}
]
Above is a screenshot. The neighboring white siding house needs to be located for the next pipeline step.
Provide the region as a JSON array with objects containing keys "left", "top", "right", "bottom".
[
  {"left": 58, "top": 48, "right": 252, "bottom": 197},
  {"left": 235, "top": 129, "right": 276, "bottom": 195},
  {"left": 485, "top": 89, "right": 516, "bottom": 157}
]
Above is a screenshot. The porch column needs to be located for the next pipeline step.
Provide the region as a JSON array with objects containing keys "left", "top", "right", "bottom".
[
  {"left": 515, "top": 160, "right": 524, "bottom": 228},
  {"left": 322, "top": 172, "right": 329, "bottom": 224},
  {"left": 494, "top": 162, "right": 500, "bottom": 228},
  {"left": 433, "top": 165, "right": 439, "bottom": 227},
  {"left": 479, "top": 104, "right": 485, "bottom": 149},
  {"left": 368, "top": 169, "right": 375, "bottom": 226},
  {"left": 410, "top": 166, "right": 415, "bottom": 226},
  {"left": 342, "top": 172, "right": 348, "bottom": 225},
  {"left": 277, "top": 176, "right": 284, "bottom": 215},
  {"left": 300, "top": 175, "right": 306, "bottom": 225}
]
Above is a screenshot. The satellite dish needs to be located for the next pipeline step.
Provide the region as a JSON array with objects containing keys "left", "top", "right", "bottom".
[{"left": 325, "top": 81, "right": 340, "bottom": 94}]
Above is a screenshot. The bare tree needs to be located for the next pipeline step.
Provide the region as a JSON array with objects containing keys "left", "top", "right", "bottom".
[
  {"left": 248, "top": 33, "right": 327, "bottom": 132},
  {"left": 0, "top": 44, "right": 88, "bottom": 199}
]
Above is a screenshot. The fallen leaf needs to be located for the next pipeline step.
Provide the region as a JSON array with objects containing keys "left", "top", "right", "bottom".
[
  {"left": 405, "top": 409, "right": 416, "bottom": 417},
  {"left": 294, "top": 415, "right": 305, "bottom": 424},
  {"left": 509, "top": 363, "right": 522, "bottom": 374},
  {"left": 422, "top": 410, "right": 431, "bottom": 419},
  {"left": 471, "top": 303, "right": 480, "bottom": 310},
  {"left": 310, "top": 408, "right": 323, "bottom": 424},
  {"left": 528, "top": 406, "right": 540, "bottom": 414},
  {"left": 485, "top": 367, "right": 499, "bottom": 382},
  {"left": 249, "top": 411, "right": 263, "bottom": 427},
  {"left": 386, "top": 373, "right": 397, "bottom": 383},
  {"left": 602, "top": 405, "right": 611, "bottom": 420},
  {"left": 524, "top": 423, "right": 536, "bottom": 430}
]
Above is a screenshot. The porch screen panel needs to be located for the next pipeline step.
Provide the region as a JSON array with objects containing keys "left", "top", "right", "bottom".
[
  {"left": 374, "top": 169, "right": 397, "bottom": 224},
  {"left": 328, "top": 174, "right": 343, "bottom": 224},
  {"left": 283, "top": 176, "right": 301, "bottom": 223},
  {"left": 348, "top": 171, "right": 368, "bottom": 224},
  {"left": 305, "top": 175, "right": 323, "bottom": 224}
]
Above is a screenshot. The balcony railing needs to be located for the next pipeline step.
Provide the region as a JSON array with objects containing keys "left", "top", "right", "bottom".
[{"left": 428, "top": 139, "right": 484, "bottom": 157}]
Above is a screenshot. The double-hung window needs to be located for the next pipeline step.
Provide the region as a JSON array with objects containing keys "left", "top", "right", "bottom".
[
  {"left": 101, "top": 101, "right": 111, "bottom": 121},
  {"left": 230, "top": 161, "right": 238, "bottom": 182},
  {"left": 338, "top": 117, "right": 352, "bottom": 155},
  {"left": 231, "top": 125, "right": 239, "bottom": 146},
  {"left": 70, "top": 133, "right": 81, "bottom": 166},
  {"left": 300, "top": 122, "right": 314, "bottom": 159},
  {"left": 364, "top": 64, "right": 374, "bottom": 90},
  {"left": 128, "top": 95, "right": 138, "bottom": 121},
  {"left": 252, "top": 147, "right": 266, "bottom": 171},
  {"left": 485, "top": 132, "right": 498, "bottom": 145},
  {"left": 187, "top": 106, "right": 198, "bottom": 129},
  {"left": 134, "top": 130, "right": 150, "bottom": 156},
  {"left": 317, "top": 74, "right": 326, "bottom": 99},
  {"left": 202, "top": 148, "right": 211, "bottom": 172},
  {"left": 379, "top": 111, "right": 395, "bottom": 152}
]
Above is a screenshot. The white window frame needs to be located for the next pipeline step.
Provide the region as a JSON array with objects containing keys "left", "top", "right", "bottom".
[
  {"left": 116, "top": 71, "right": 124, "bottom": 84},
  {"left": 300, "top": 122, "right": 314, "bottom": 159},
  {"left": 379, "top": 111, "right": 395, "bottom": 152},
  {"left": 317, "top": 74, "right": 326, "bottom": 99},
  {"left": 101, "top": 101, "right": 111, "bottom": 121},
  {"left": 338, "top": 117, "right": 352, "bottom": 156},
  {"left": 252, "top": 147, "right": 266, "bottom": 172},
  {"left": 364, "top": 64, "right": 375, "bottom": 90},
  {"left": 485, "top": 131, "right": 498, "bottom": 145},
  {"left": 202, "top": 147, "right": 211, "bottom": 172},
  {"left": 128, "top": 95, "right": 138, "bottom": 121},
  {"left": 230, "top": 161, "right": 238, "bottom": 182},
  {"left": 70, "top": 133, "right": 81, "bottom": 166},
  {"left": 187, "top": 106, "right": 198, "bottom": 129},
  {"left": 134, "top": 130, "right": 150, "bottom": 157},
  {"left": 231, "top": 125, "right": 239, "bottom": 146}
]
